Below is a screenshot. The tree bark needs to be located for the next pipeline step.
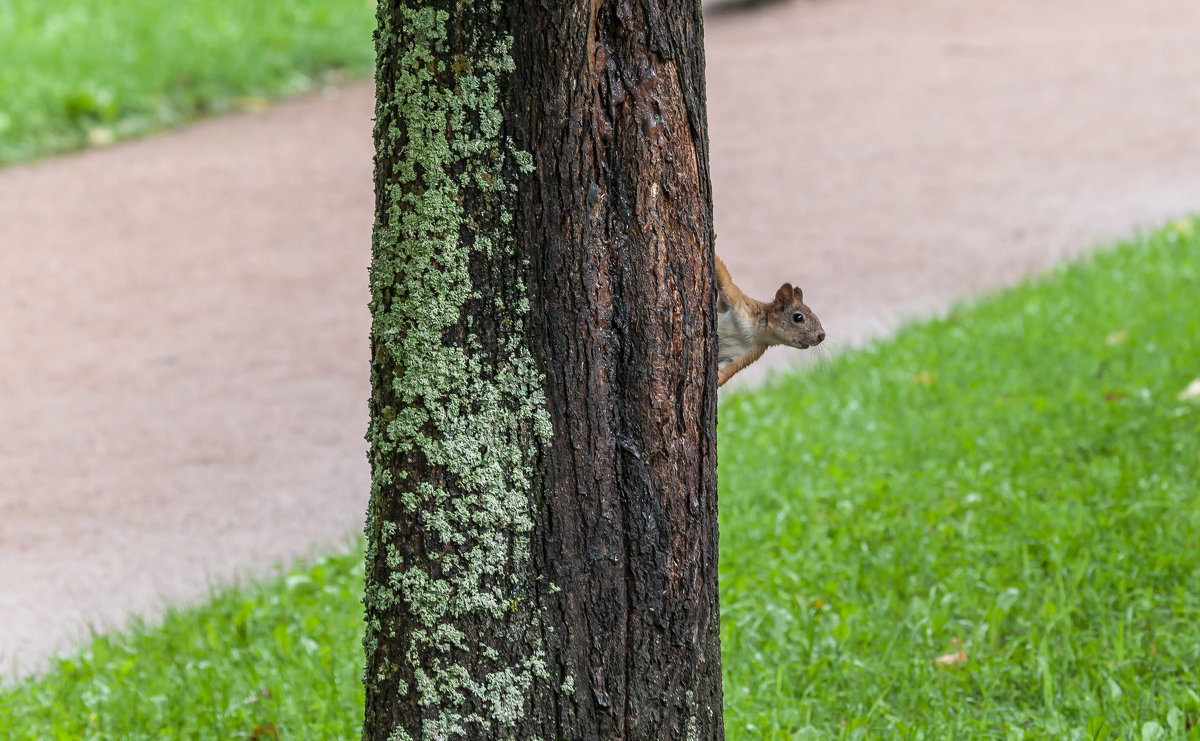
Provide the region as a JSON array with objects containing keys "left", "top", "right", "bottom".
[{"left": 363, "top": 2, "right": 720, "bottom": 740}]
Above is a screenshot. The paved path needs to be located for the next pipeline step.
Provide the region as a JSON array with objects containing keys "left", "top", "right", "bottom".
[{"left": 4, "top": 0, "right": 1200, "bottom": 675}]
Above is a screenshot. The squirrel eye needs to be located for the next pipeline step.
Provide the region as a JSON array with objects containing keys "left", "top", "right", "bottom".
[{"left": 792, "top": 312, "right": 805, "bottom": 323}]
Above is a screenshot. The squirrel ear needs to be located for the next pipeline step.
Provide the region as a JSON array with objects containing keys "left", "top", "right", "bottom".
[
  {"left": 792, "top": 285, "right": 804, "bottom": 303},
  {"left": 774, "top": 283, "right": 793, "bottom": 306}
]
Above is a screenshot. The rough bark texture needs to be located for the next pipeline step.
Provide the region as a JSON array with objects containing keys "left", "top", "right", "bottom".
[
  {"left": 510, "top": 1, "right": 722, "bottom": 738},
  {"left": 363, "top": 2, "right": 720, "bottom": 739}
]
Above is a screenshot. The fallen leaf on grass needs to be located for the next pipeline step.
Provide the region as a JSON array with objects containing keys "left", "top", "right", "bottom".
[
  {"left": 1104, "top": 391, "right": 1129, "bottom": 403},
  {"left": 934, "top": 649, "right": 968, "bottom": 668},
  {"left": 1105, "top": 330, "right": 1129, "bottom": 346},
  {"left": 934, "top": 639, "right": 968, "bottom": 668},
  {"left": 1178, "top": 379, "right": 1200, "bottom": 402},
  {"left": 914, "top": 371, "right": 935, "bottom": 387},
  {"left": 248, "top": 724, "right": 279, "bottom": 741}
]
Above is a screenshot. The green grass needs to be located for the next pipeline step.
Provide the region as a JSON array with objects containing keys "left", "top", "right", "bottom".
[
  {"left": 719, "top": 219, "right": 1200, "bottom": 739},
  {"left": 2, "top": 219, "right": 1199, "bottom": 739},
  {"left": 0, "top": 0, "right": 376, "bottom": 166},
  {"left": 0, "top": 552, "right": 366, "bottom": 739}
]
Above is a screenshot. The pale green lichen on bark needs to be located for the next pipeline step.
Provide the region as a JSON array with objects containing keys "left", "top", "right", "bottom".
[
  {"left": 364, "top": 2, "right": 550, "bottom": 739},
  {"left": 684, "top": 690, "right": 699, "bottom": 741}
]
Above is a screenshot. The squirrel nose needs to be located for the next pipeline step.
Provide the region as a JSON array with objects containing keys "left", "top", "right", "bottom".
[{"left": 816, "top": 331, "right": 826, "bottom": 343}]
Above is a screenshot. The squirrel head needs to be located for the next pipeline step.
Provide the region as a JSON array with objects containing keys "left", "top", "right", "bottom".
[{"left": 765, "top": 283, "right": 825, "bottom": 350}]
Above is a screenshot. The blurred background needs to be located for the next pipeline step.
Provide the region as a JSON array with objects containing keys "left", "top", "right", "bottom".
[{"left": 2, "top": 0, "right": 1199, "bottom": 737}]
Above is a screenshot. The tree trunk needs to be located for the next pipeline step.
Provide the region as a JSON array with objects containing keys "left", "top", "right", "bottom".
[{"left": 363, "top": 2, "right": 720, "bottom": 740}]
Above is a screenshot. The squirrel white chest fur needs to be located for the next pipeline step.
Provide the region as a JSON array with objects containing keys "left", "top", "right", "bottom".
[{"left": 716, "top": 305, "right": 762, "bottom": 370}]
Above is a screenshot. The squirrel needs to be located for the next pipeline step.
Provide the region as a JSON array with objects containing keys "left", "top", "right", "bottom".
[{"left": 715, "top": 255, "right": 825, "bottom": 387}]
